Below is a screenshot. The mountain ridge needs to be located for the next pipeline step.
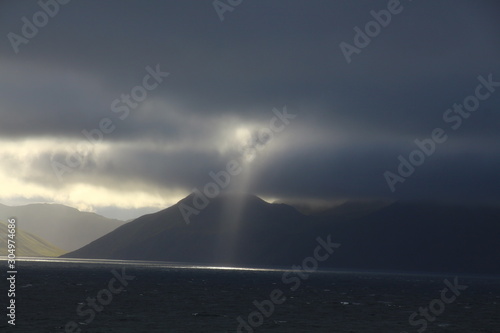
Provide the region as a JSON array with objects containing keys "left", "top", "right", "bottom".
[
  {"left": 61, "top": 193, "right": 500, "bottom": 274},
  {"left": 0, "top": 203, "right": 126, "bottom": 251}
]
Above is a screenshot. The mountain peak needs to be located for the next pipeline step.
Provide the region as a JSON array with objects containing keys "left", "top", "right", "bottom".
[
  {"left": 179, "top": 191, "right": 267, "bottom": 206},
  {"left": 175, "top": 191, "right": 299, "bottom": 227}
]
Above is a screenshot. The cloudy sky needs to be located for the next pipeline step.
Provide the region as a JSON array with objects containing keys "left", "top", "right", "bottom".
[{"left": 0, "top": 0, "right": 499, "bottom": 219}]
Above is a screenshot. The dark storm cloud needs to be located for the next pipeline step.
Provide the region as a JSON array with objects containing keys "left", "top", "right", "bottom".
[
  {"left": 1, "top": 0, "right": 499, "bottom": 205},
  {"left": 247, "top": 141, "right": 500, "bottom": 204}
]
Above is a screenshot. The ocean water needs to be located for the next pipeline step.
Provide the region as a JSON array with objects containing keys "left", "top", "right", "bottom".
[{"left": 1, "top": 258, "right": 499, "bottom": 332}]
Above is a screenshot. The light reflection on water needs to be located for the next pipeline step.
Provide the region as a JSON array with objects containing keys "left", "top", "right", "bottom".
[
  {"left": 2, "top": 257, "right": 375, "bottom": 276},
  {"left": 2, "top": 256, "right": 289, "bottom": 273},
  {"left": 1, "top": 256, "right": 372, "bottom": 277},
  {"left": 1, "top": 256, "right": 497, "bottom": 280}
]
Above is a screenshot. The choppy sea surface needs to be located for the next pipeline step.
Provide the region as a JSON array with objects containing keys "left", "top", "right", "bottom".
[{"left": 1, "top": 258, "right": 499, "bottom": 332}]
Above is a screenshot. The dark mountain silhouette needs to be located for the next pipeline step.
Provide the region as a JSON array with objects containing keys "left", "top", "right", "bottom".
[
  {"left": 62, "top": 193, "right": 500, "bottom": 274},
  {"left": 331, "top": 202, "right": 500, "bottom": 274},
  {"left": 62, "top": 193, "right": 317, "bottom": 265},
  {"left": 282, "top": 198, "right": 392, "bottom": 219},
  {"left": 313, "top": 199, "right": 393, "bottom": 220},
  {"left": 0, "top": 203, "right": 125, "bottom": 251}
]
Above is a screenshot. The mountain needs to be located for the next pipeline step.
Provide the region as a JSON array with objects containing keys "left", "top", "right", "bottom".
[
  {"left": 0, "top": 203, "right": 126, "bottom": 251},
  {"left": 62, "top": 193, "right": 500, "bottom": 274},
  {"left": 329, "top": 202, "right": 500, "bottom": 274},
  {"left": 62, "top": 193, "right": 316, "bottom": 265},
  {"left": 282, "top": 198, "right": 392, "bottom": 218},
  {"left": 0, "top": 220, "right": 66, "bottom": 257},
  {"left": 313, "top": 199, "right": 393, "bottom": 220}
]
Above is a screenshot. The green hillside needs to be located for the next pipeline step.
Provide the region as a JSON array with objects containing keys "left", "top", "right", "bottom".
[{"left": 0, "top": 220, "right": 66, "bottom": 257}]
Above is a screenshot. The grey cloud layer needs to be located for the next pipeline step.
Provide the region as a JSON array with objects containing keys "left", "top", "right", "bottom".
[{"left": 1, "top": 0, "right": 499, "bottom": 204}]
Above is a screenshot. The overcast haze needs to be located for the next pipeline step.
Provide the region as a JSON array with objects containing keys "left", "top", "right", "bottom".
[{"left": 0, "top": 0, "right": 499, "bottom": 219}]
